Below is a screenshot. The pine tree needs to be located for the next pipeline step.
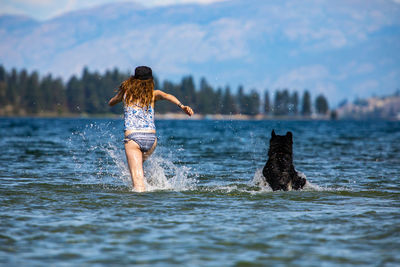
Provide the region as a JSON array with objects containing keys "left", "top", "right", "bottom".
[
  {"left": 215, "top": 87, "right": 223, "bottom": 114},
  {"left": 7, "top": 69, "right": 19, "bottom": 110},
  {"left": 82, "top": 69, "right": 101, "bottom": 113},
  {"left": 24, "top": 71, "right": 41, "bottom": 113},
  {"left": 52, "top": 77, "right": 66, "bottom": 114},
  {"left": 291, "top": 91, "right": 299, "bottom": 115},
  {"left": 67, "top": 75, "right": 85, "bottom": 113},
  {"left": 5, "top": 69, "right": 16, "bottom": 107},
  {"left": 40, "top": 74, "right": 53, "bottom": 111},
  {"left": 237, "top": 85, "right": 246, "bottom": 114},
  {"left": 221, "top": 86, "right": 237, "bottom": 114},
  {"left": 301, "top": 90, "right": 312, "bottom": 116},
  {"left": 274, "top": 90, "right": 289, "bottom": 116},
  {"left": 247, "top": 90, "right": 260, "bottom": 116},
  {"left": 180, "top": 76, "right": 196, "bottom": 109},
  {"left": 264, "top": 90, "right": 270, "bottom": 115},
  {"left": 315, "top": 94, "right": 329, "bottom": 114},
  {"left": 0, "top": 66, "right": 6, "bottom": 106},
  {"left": 197, "top": 78, "right": 215, "bottom": 114},
  {"left": 281, "top": 89, "right": 290, "bottom": 115}
]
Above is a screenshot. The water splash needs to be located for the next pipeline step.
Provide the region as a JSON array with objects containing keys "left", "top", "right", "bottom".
[
  {"left": 248, "top": 168, "right": 336, "bottom": 193},
  {"left": 143, "top": 156, "right": 198, "bottom": 191},
  {"left": 67, "top": 121, "right": 124, "bottom": 186},
  {"left": 68, "top": 121, "right": 198, "bottom": 192},
  {"left": 67, "top": 121, "right": 344, "bottom": 194},
  {"left": 302, "top": 181, "right": 351, "bottom": 192},
  {"left": 103, "top": 142, "right": 131, "bottom": 187},
  {"left": 250, "top": 168, "right": 273, "bottom": 192}
]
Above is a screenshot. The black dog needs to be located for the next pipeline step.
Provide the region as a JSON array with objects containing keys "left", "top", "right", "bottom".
[{"left": 262, "top": 130, "right": 306, "bottom": 191}]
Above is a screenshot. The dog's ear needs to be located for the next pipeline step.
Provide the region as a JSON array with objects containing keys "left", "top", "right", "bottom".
[
  {"left": 286, "top": 131, "right": 292, "bottom": 140},
  {"left": 271, "top": 129, "right": 276, "bottom": 138}
]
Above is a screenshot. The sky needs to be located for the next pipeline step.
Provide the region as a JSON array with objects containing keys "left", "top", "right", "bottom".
[
  {"left": 0, "top": 0, "right": 227, "bottom": 20},
  {"left": 0, "top": 0, "right": 399, "bottom": 106}
]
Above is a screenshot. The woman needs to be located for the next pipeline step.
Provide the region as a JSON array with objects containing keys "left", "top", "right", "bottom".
[{"left": 108, "top": 66, "right": 194, "bottom": 192}]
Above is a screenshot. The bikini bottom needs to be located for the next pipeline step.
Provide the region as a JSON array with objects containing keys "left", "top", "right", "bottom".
[{"left": 124, "top": 132, "right": 156, "bottom": 152}]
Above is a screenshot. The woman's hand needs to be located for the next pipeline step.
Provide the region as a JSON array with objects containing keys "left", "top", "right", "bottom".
[{"left": 181, "top": 105, "right": 194, "bottom": 116}]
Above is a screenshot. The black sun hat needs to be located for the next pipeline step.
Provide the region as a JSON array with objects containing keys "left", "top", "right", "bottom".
[{"left": 133, "top": 66, "right": 153, "bottom": 80}]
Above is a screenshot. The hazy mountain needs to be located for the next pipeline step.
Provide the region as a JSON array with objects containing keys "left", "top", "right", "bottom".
[
  {"left": 0, "top": 0, "right": 399, "bottom": 105},
  {"left": 0, "top": 1, "right": 252, "bottom": 77}
]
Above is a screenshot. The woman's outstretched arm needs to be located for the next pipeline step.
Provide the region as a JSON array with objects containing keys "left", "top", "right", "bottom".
[
  {"left": 108, "top": 87, "right": 124, "bottom": 106},
  {"left": 154, "top": 90, "right": 194, "bottom": 116}
]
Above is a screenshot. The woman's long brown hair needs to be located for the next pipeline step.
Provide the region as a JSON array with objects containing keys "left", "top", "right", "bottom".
[{"left": 120, "top": 76, "right": 154, "bottom": 108}]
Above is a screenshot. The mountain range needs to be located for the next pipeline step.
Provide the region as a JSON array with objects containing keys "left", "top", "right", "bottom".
[{"left": 0, "top": 0, "right": 399, "bottom": 106}]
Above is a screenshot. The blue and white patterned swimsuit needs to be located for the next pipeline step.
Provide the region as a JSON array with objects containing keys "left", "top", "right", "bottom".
[
  {"left": 124, "top": 104, "right": 155, "bottom": 131},
  {"left": 124, "top": 102, "right": 156, "bottom": 152}
]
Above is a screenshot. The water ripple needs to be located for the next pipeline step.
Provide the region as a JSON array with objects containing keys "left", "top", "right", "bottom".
[{"left": 0, "top": 118, "right": 399, "bottom": 266}]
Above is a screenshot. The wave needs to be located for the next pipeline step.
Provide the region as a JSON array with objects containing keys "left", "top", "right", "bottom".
[
  {"left": 68, "top": 122, "right": 353, "bottom": 194},
  {"left": 68, "top": 122, "right": 198, "bottom": 192},
  {"left": 248, "top": 168, "right": 351, "bottom": 193},
  {"left": 142, "top": 156, "right": 198, "bottom": 192}
]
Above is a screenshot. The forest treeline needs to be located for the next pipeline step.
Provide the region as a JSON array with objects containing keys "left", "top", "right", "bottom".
[{"left": 0, "top": 65, "right": 330, "bottom": 116}]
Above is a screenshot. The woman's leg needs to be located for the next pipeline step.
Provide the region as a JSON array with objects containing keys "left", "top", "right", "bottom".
[
  {"left": 143, "top": 138, "right": 157, "bottom": 162},
  {"left": 124, "top": 141, "right": 146, "bottom": 192}
]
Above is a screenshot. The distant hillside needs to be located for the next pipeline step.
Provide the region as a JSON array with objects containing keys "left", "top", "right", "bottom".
[
  {"left": 0, "top": 1, "right": 255, "bottom": 79},
  {"left": 336, "top": 92, "right": 400, "bottom": 120},
  {"left": 1, "top": 0, "right": 399, "bottom": 104}
]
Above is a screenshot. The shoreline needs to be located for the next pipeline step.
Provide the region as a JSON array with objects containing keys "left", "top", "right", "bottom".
[{"left": 0, "top": 112, "right": 332, "bottom": 120}]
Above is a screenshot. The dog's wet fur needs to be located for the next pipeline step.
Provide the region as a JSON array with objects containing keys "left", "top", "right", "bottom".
[{"left": 262, "top": 130, "right": 306, "bottom": 191}]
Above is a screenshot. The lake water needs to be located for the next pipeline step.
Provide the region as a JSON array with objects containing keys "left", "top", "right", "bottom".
[{"left": 0, "top": 118, "right": 399, "bottom": 266}]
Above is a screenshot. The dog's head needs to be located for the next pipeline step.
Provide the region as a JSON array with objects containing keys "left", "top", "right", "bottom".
[
  {"left": 268, "top": 130, "right": 293, "bottom": 156},
  {"left": 266, "top": 130, "right": 294, "bottom": 191}
]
